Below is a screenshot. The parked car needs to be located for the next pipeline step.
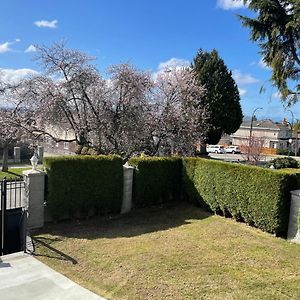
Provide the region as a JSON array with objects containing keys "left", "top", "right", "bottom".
[
  {"left": 225, "top": 145, "right": 241, "bottom": 154},
  {"left": 206, "top": 145, "right": 225, "bottom": 154}
]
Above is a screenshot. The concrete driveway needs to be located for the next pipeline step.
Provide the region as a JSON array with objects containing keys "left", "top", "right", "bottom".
[{"left": 0, "top": 252, "right": 105, "bottom": 300}]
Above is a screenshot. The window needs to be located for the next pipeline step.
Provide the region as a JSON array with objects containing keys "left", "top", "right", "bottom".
[
  {"left": 64, "top": 142, "right": 69, "bottom": 150},
  {"left": 269, "top": 141, "right": 275, "bottom": 148}
]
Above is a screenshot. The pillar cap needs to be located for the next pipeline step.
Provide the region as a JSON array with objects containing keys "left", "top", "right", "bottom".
[
  {"left": 123, "top": 162, "right": 135, "bottom": 169},
  {"left": 290, "top": 189, "right": 300, "bottom": 196},
  {"left": 23, "top": 169, "right": 46, "bottom": 176}
]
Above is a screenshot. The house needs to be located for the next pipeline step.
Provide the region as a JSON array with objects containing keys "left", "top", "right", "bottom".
[
  {"left": 43, "top": 125, "right": 77, "bottom": 155},
  {"left": 231, "top": 119, "right": 293, "bottom": 154}
]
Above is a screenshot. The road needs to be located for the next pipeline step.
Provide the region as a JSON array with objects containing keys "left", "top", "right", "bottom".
[{"left": 208, "top": 153, "right": 272, "bottom": 163}]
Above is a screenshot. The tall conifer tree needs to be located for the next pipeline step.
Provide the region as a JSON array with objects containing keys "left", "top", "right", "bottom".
[
  {"left": 239, "top": 0, "right": 300, "bottom": 104},
  {"left": 192, "top": 49, "right": 243, "bottom": 144}
]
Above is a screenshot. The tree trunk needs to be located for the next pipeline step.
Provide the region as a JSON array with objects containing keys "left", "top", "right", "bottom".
[{"left": 2, "top": 145, "right": 8, "bottom": 172}]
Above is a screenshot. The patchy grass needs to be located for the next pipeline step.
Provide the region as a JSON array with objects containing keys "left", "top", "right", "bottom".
[
  {"left": 34, "top": 203, "right": 300, "bottom": 300},
  {"left": 0, "top": 168, "right": 31, "bottom": 180}
]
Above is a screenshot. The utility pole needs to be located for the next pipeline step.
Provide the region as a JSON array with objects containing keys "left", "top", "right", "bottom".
[{"left": 287, "top": 109, "right": 296, "bottom": 156}]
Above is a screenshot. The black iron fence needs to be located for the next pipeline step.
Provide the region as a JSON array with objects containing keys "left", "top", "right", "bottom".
[{"left": 0, "top": 179, "right": 26, "bottom": 256}]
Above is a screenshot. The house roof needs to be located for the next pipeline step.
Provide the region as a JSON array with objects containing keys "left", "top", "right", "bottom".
[{"left": 240, "top": 119, "right": 290, "bottom": 131}]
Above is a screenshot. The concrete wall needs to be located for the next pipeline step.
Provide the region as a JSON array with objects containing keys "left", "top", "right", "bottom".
[{"left": 288, "top": 190, "right": 300, "bottom": 244}]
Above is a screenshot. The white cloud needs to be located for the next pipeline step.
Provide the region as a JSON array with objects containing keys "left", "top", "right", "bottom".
[
  {"left": 238, "top": 88, "right": 247, "bottom": 96},
  {"left": 232, "top": 69, "right": 259, "bottom": 85},
  {"left": 0, "top": 68, "right": 38, "bottom": 84},
  {"left": 0, "top": 42, "right": 12, "bottom": 53},
  {"left": 0, "top": 39, "right": 20, "bottom": 53},
  {"left": 34, "top": 19, "right": 58, "bottom": 28},
  {"left": 272, "top": 91, "right": 282, "bottom": 99},
  {"left": 217, "top": 0, "right": 248, "bottom": 10},
  {"left": 153, "top": 58, "right": 190, "bottom": 80},
  {"left": 158, "top": 58, "right": 189, "bottom": 71},
  {"left": 25, "top": 45, "right": 37, "bottom": 53},
  {"left": 152, "top": 57, "right": 190, "bottom": 80}
]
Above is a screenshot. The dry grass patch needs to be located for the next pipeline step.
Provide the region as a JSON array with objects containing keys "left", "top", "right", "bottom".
[{"left": 34, "top": 203, "right": 300, "bottom": 300}]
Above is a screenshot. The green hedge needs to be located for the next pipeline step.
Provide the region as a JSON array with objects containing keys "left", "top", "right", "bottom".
[
  {"left": 128, "top": 157, "right": 182, "bottom": 208},
  {"left": 265, "top": 156, "right": 299, "bottom": 169},
  {"left": 182, "top": 158, "right": 299, "bottom": 236},
  {"left": 44, "top": 155, "right": 123, "bottom": 220}
]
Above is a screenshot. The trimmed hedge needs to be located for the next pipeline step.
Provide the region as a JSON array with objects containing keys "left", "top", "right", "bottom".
[
  {"left": 44, "top": 155, "right": 123, "bottom": 220},
  {"left": 128, "top": 157, "right": 182, "bottom": 208},
  {"left": 182, "top": 158, "right": 299, "bottom": 236}
]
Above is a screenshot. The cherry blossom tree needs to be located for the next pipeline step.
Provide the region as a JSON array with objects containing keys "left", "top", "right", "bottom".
[
  {"left": 14, "top": 41, "right": 101, "bottom": 147},
  {"left": 0, "top": 109, "right": 23, "bottom": 171},
  {"left": 9, "top": 42, "right": 210, "bottom": 159},
  {"left": 96, "top": 63, "right": 153, "bottom": 158},
  {"left": 152, "top": 68, "right": 210, "bottom": 156}
]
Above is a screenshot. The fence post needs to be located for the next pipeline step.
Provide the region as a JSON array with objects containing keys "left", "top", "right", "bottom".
[
  {"left": 14, "top": 147, "right": 21, "bottom": 164},
  {"left": 1, "top": 180, "right": 7, "bottom": 256},
  {"left": 121, "top": 164, "right": 134, "bottom": 214},
  {"left": 287, "top": 190, "right": 300, "bottom": 244},
  {"left": 23, "top": 169, "right": 46, "bottom": 229},
  {"left": 37, "top": 146, "right": 44, "bottom": 164}
]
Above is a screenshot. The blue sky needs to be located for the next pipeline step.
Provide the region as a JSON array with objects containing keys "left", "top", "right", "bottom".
[{"left": 0, "top": 0, "right": 298, "bottom": 123}]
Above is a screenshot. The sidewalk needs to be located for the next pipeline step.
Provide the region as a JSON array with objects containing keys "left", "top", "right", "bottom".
[{"left": 0, "top": 252, "right": 105, "bottom": 300}]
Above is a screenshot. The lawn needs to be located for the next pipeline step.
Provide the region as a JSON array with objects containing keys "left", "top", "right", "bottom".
[
  {"left": 33, "top": 203, "right": 300, "bottom": 300},
  {"left": 0, "top": 167, "right": 31, "bottom": 180}
]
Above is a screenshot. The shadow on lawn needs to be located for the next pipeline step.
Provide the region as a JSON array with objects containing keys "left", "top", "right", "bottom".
[
  {"left": 0, "top": 171, "right": 23, "bottom": 179},
  {"left": 36, "top": 202, "right": 211, "bottom": 241},
  {"left": 33, "top": 236, "right": 78, "bottom": 265}
]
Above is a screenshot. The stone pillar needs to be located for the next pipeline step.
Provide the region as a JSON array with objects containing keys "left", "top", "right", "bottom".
[
  {"left": 37, "top": 146, "right": 44, "bottom": 164},
  {"left": 121, "top": 164, "right": 134, "bottom": 214},
  {"left": 288, "top": 190, "right": 300, "bottom": 244},
  {"left": 14, "top": 147, "right": 21, "bottom": 163},
  {"left": 23, "top": 170, "right": 46, "bottom": 229}
]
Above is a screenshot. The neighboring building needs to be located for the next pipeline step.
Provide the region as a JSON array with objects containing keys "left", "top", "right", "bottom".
[
  {"left": 218, "top": 134, "right": 232, "bottom": 147},
  {"left": 231, "top": 119, "right": 292, "bottom": 153},
  {"left": 43, "top": 125, "right": 77, "bottom": 155}
]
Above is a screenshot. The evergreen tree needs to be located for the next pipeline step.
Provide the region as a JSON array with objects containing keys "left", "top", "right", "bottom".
[
  {"left": 192, "top": 49, "right": 243, "bottom": 144},
  {"left": 239, "top": 0, "right": 300, "bottom": 105}
]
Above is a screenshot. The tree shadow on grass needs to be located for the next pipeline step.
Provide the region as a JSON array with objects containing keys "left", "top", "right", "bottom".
[
  {"left": 0, "top": 171, "right": 23, "bottom": 180},
  {"left": 33, "top": 236, "right": 78, "bottom": 265},
  {"left": 35, "top": 202, "right": 211, "bottom": 241}
]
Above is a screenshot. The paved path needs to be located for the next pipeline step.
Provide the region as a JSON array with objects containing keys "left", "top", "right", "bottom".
[{"left": 0, "top": 252, "right": 105, "bottom": 300}]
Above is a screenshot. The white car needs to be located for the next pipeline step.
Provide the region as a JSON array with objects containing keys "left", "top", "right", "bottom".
[
  {"left": 225, "top": 146, "right": 241, "bottom": 154},
  {"left": 206, "top": 145, "right": 225, "bottom": 154}
]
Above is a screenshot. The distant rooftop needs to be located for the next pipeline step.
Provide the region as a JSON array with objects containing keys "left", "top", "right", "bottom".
[{"left": 240, "top": 119, "right": 290, "bottom": 130}]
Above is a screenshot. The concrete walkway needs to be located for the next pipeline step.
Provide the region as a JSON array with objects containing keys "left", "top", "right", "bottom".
[{"left": 0, "top": 252, "right": 106, "bottom": 300}]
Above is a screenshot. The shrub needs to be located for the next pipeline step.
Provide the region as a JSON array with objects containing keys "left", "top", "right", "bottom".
[
  {"left": 44, "top": 155, "right": 123, "bottom": 220},
  {"left": 0, "top": 141, "right": 34, "bottom": 161},
  {"left": 0, "top": 144, "right": 14, "bottom": 159},
  {"left": 18, "top": 141, "right": 34, "bottom": 160},
  {"left": 80, "top": 146, "right": 90, "bottom": 155},
  {"left": 182, "top": 157, "right": 299, "bottom": 236},
  {"left": 265, "top": 157, "right": 299, "bottom": 169},
  {"left": 128, "top": 157, "right": 182, "bottom": 208},
  {"left": 276, "top": 149, "right": 299, "bottom": 156}
]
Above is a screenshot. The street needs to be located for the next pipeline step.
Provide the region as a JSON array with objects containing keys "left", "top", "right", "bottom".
[{"left": 208, "top": 153, "right": 274, "bottom": 163}]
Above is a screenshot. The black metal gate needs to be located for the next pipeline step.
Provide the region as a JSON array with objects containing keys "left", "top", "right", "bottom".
[{"left": 0, "top": 179, "right": 26, "bottom": 256}]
